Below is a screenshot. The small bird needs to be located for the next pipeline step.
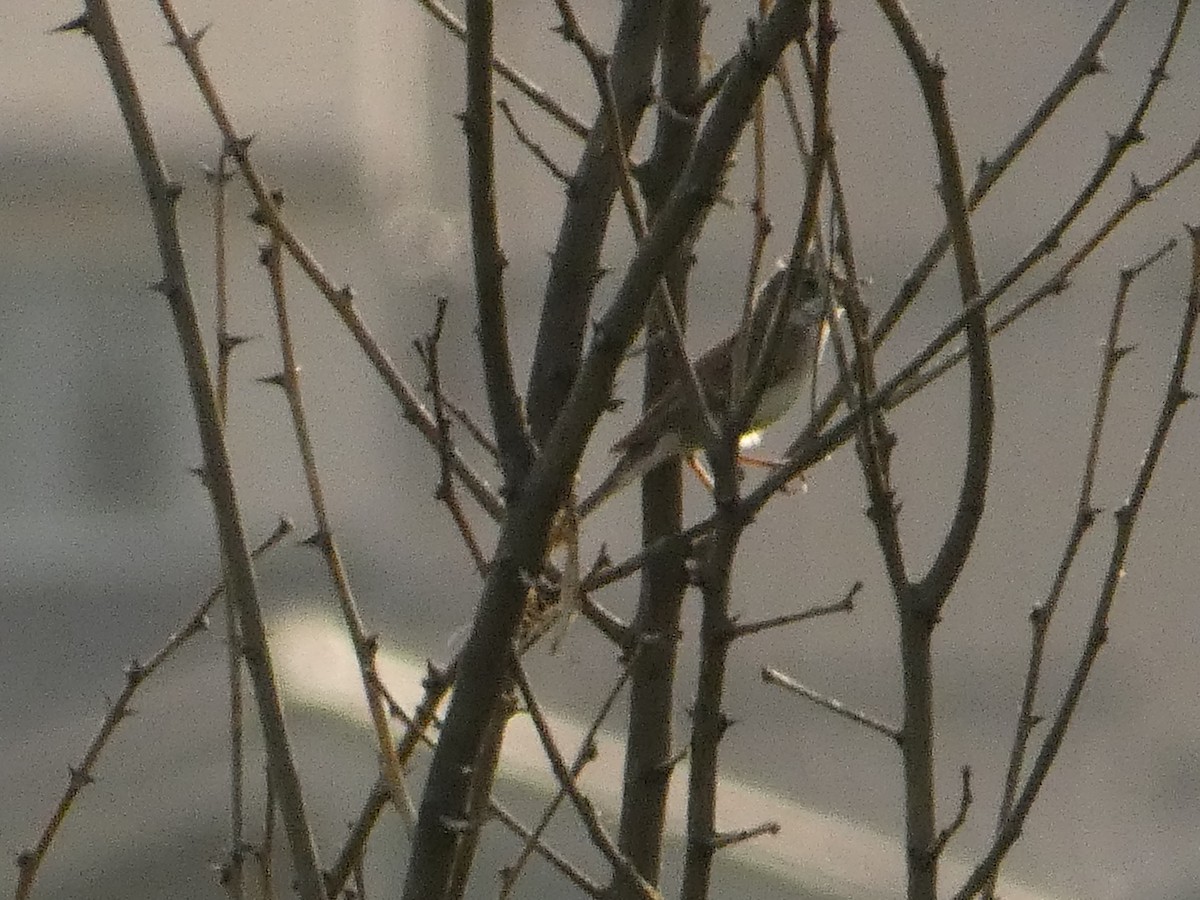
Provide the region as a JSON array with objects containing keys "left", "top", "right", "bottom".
[{"left": 578, "top": 261, "right": 833, "bottom": 517}]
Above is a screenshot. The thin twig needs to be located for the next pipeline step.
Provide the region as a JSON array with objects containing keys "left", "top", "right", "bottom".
[
  {"left": 497, "top": 98, "right": 572, "bottom": 185},
  {"left": 762, "top": 667, "right": 901, "bottom": 742},
  {"left": 414, "top": 297, "right": 490, "bottom": 577},
  {"left": 151, "top": 0, "right": 505, "bottom": 523},
  {"left": 728, "top": 580, "right": 859, "bottom": 640},
  {"left": 510, "top": 656, "right": 662, "bottom": 900},
  {"left": 732, "top": 0, "right": 774, "bottom": 413},
  {"left": 413, "top": 0, "right": 589, "bottom": 139},
  {"left": 444, "top": 397, "right": 500, "bottom": 461},
  {"left": 985, "top": 239, "right": 1175, "bottom": 898},
  {"left": 79, "top": 5, "right": 327, "bottom": 896},
  {"left": 932, "top": 766, "right": 973, "bottom": 860},
  {"left": 711, "top": 821, "right": 781, "bottom": 851},
  {"left": 955, "top": 226, "right": 1200, "bottom": 899},
  {"left": 324, "top": 661, "right": 455, "bottom": 898},
  {"left": 205, "top": 148, "right": 248, "bottom": 900},
  {"left": 257, "top": 207, "right": 416, "bottom": 834},
  {"left": 15, "top": 519, "right": 293, "bottom": 900},
  {"left": 493, "top": 803, "right": 606, "bottom": 898},
  {"left": 501, "top": 660, "right": 635, "bottom": 897}
]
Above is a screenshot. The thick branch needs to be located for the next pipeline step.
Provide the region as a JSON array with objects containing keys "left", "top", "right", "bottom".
[
  {"left": 464, "top": 0, "right": 534, "bottom": 494},
  {"left": 80, "top": 4, "right": 325, "bottom": 896},
  {"left": 401, "top": 7, "right": 813, "bottom": 896}
]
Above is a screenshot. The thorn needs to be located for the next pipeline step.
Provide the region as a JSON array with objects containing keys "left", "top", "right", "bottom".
[
  {"left": 301, "top": 530, "right": 329, "bottom": 550},
  {"left": 249, "top": 189, "right": 286, "bottom": 226},
  {"left": 68, "top": 765, "right": 95, "bottom": 787},
  {"left": 1111, "top": 343, "right": 1137, "bottom": 364},
  {"left": 148, "top": 277, "right": 170, "bottom": 296},
  {"left": 218, "top": 332, "right": 254, "bottom": 353},
  {"left": 169, "top": 22, "right": 212, "bottom": 50},
  {"left": 362, "top": 632, "right": 380, "bottom": 659},
  {"left": 189, "top": 464, "right": 212, "bottom": 488},
  {"left": 257, "top": 242, "right": 280, "bottom": 267},
  {"left": 587, "top": 266, "right": 612, "bottom": 288},
  {"left": 258, "top": 372, "right": 288, "bottom": 388},
  {"left": 717, "top": 711, "right": 735, "bottom": 738},
  {"left": 1084, "top": 51, "right": 1106, "bottom": 76},
  {"left": 1129, "top": 173, "right": 1150, "bottom": 202},
  {"left": 51, "top": 12, "right": 90, "bottom": 35},
  {"left": 224, "top": 134, "right": 254, "bottom": 159},
  {"left": 201, "top": 162, "right": 236, "bottom": 183}
]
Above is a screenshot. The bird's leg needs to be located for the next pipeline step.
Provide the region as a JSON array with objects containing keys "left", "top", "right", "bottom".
[
  {"left": 737, "top": 453, "right": 808, "bottom": 494},
  {"left": 687, "top": 452, "right": 715, "bottom": 492}
]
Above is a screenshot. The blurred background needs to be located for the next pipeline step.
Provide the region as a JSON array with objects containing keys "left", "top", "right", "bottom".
[{"left": 3, "top": 1, "right": 1199, "bottom": 898}]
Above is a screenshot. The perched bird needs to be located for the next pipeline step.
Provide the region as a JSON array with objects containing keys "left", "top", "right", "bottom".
[{"left": 578, "top": 261, "right": 834, "bottom": 517}]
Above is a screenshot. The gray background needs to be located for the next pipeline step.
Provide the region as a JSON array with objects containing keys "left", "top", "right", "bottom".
[{"left": 3, "top": 1, "right": 1199, "bottom": 898}]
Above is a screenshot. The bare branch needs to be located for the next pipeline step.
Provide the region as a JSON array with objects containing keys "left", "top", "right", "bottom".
[
  {"left": 206, "top": 148, "right": 248, "bottom": 900},
  {"left": 728, "top": 580, "right": 859, "bottom": 640},
  {"left": 932, "top": 766, "right": 973, "bottom": 860},
  {"left": 404, "top": 7, "right": 812, "bottom": 894},
  {"left": 710, "top": 821, "right": 781, "bottom": 851},
  {"left": 414, "top": 0, "right": 589, "bottom": 139},
  {"left": 463, "top": 0, "right": 534, "bottom": 493},
  {"left": 552, "top": 0, "right": 720, "bottom": 464},
  {"left": 498, "top": 98, "right": 573, "bottom": 185},
  {"left": 257, "top": 206, "right": 416, "bottom": 834},
  {"left": 955, "top": 227, "right": 1200, "bottom": 900},
  {"left": 81, "top": 4, "right": 326, "bottom": 895},
  {"left": 510, "top": 656, "right": 662, "bottom": 900},
  {"left": 985, "top": 238, "right": 1176, "bottom": 898},
  {"left": 15, "top": 519, "right": 292, "bottom": 900},
  {"left": 414, "top": 297, "right": 491, "bottom": 578},
  {"left": 153, "top": 0, "right": 505, "bottom": 522},
  {"left": 762, "top": 667, "right": 901, "bottom": 742},
  {"left": 502, "top": 660, "right": 634, "bottom": 897},
  {"left": 524, "top": 0, "right": 669, "bottom": 440}
]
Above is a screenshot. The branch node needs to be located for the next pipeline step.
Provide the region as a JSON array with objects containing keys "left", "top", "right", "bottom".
[
  {"left": 124, "top": 657, "right": 147, "bottom": 685},
  {"left": 1129, "top": 172, "right": 1150, "bottom": 202},
  {"left": 169, "top": 22, "right": 212, "bottom": 50},
  {"left": 301, "top": 529, "right": 330, "bottom": 551},
  {"left": 249, "top": 189, "right": 286, "bottom": 225},
  {"left": 223, "top": 133, "right": 255, "bottom": 160}
]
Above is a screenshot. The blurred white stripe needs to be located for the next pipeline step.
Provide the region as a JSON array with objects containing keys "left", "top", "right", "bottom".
[{"left": 274, "top": 612, "right": 1063, "bottom": 900}]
